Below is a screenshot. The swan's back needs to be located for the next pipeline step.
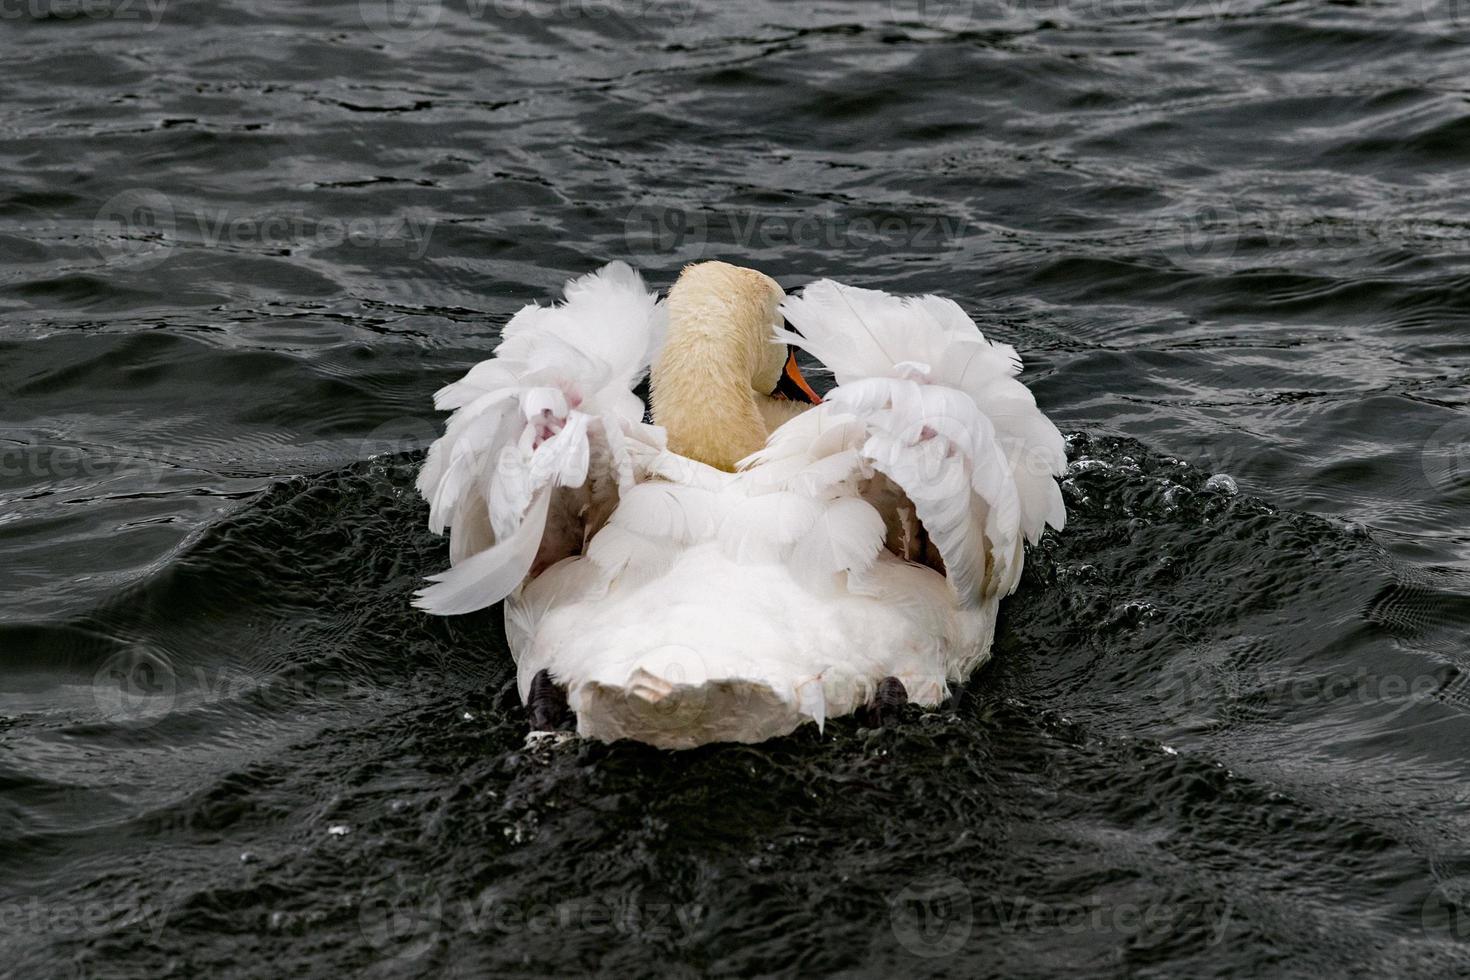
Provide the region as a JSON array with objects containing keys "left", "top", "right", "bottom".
[{"left": 414, "top": 265, "right": 1066, "bottom": 747}]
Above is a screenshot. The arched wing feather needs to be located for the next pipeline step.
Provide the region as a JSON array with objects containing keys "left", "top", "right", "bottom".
[
  {"left": 414, "top": 262, "right": 666, "bottom": 615},
  {"left": 756, "top": 279, "right": 1066, "bottom": 604}
]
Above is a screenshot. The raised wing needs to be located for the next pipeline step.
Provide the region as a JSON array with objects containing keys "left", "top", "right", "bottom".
[
  {"left": 414, "top": 262, "right": 666, "bottom": 615},
  {"left": 748, "top": 279, "right": 1066, "bottom": 603}
]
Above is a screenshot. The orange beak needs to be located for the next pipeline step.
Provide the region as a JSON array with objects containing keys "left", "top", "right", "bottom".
[{"left": 773, "top": 346, "right": 822, "bottom": 404}]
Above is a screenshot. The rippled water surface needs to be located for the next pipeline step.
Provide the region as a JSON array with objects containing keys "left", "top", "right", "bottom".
[{"left": 4, "top": 1, "right": 1470, "bottom": 976}]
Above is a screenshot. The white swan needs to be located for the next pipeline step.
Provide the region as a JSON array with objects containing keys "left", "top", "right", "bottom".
[{"left": 414, "top": 260, "right": 1066, "bottom": 748}]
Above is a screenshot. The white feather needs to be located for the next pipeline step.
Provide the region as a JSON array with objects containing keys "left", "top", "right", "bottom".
[
  {"left": 413, "top": 491, "right": 552, "bottom": 615},
  {"left": 415, "top": 262, "right": 664, "bottom": 614},
  {"left": 789, "top": 496, "right": 886, "bottom": 579},
  {"left": 774, "top": 278, "right": 1066, "bottom": 607},
  {"left": 718, "top": 492, "right": 823, "bottom": 564},
  {"left": 609, "top": 482, "right": 722, "bottom": 542}
]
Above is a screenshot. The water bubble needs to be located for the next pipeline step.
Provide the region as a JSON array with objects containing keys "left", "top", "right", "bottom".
[
  {"left": 1162, "top": 484, "right": 1191, "bottom": 509},
  {"left": 1065, "top": 458, "right": 1109, "bottom": 477},
  {"left": 1112, "top": 600, "right": 1157, "bottom": 628},
  {"left": 1056, "top": 562, "right": 1098, "bottom": 585},
  {"left": 1203, "top": 473, "right": 1238, "bottom": 496},
  {"left": 1060, "top": 478, "right": 1090, "bottom": 508}
]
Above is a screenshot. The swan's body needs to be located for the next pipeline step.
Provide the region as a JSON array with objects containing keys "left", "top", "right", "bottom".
[{"left": 415, "top": 261, "right": 1066, "bottom": 748}]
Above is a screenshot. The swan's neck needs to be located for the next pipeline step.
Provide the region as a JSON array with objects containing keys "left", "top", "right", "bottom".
[{"left": 651, "top": 305, "right": 769, "bottom": 472}]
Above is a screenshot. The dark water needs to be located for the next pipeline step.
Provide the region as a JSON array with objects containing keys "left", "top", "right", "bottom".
[{"left": 3, "top": 0, "right": 1470, "bottom": 976}]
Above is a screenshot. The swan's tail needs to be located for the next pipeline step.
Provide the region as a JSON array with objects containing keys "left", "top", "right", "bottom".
[
  {"left": 527, "top": 644, "right": 945, "bottom": 749},
  {"left": 553, "top": 646, "right": 805, "bottom": 749}
]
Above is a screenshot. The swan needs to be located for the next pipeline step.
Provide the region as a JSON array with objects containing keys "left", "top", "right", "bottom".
[{"left": 414, "top": 260, "right": 1066, "bottom": 748}]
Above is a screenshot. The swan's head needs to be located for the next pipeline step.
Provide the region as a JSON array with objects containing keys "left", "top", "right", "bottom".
[
  {"left": 662, "top": 260, "right": 788, "bottom": 386},
  {"left": 652, "top": 261, "right": 820, "bottom": 471}
]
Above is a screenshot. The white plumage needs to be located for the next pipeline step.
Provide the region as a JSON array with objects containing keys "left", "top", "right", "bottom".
[{"left": 414, "top": 261, "right": 1066, "bottom": 748}]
